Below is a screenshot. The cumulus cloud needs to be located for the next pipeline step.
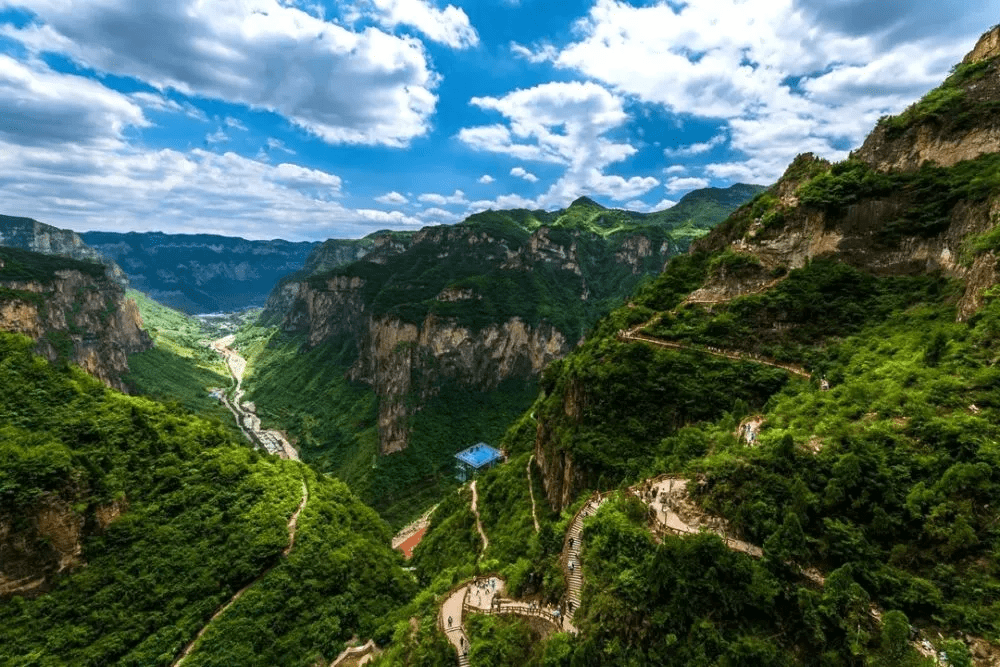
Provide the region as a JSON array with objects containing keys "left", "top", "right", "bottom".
[
  {"left": 664, "top": 165, "right": 687, "bottom": 175},
  {"left": 550, "top": 0, "right": 979, "bottom": 183},
  {"left": 510, "top": 166, "right": 539, "bottom": 183},
  {"left": 418, "top": 189, "right": 468, "bottom": 206},
  {"left": 478, "top": 174, "right": 494, "bottom": 184},
  {"left": 665, "top": 176, "right": 710, "bottom": 193},
  {"left": 375, "top": 191, "right": 409, "bottom": 205},
  {"left": 370, "top": 0, "right": 479, "bottom": 49},
  {"left": 458, "top": 81, "right": 659, "bottom": 207},
  {"left": 0, "top": 54, "right": 148, "bottom": 147},
  {"left": 650, "top": 198, "right": 678, "bottom": 211},
  {"left": 205, "top": 128, "right": 229, "bottom": 144},
  {"left": 510, "top": 41, "right": 558, "bottom": 63},
  {"left": 1, "top": 0, "right": 439, "bottom": 147},
  {"left": 417, "top": 206, "right": 463, "bottom": 222}
]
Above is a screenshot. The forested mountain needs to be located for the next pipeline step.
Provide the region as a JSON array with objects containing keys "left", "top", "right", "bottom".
[
  {"left": 5, "top": 21, "right": 1000, "bottom": 667},
  {"left": 241, "top": 183, "right": 763, "bottom": 524},
  {"left": 391, "top": 25, "right": 1000, "bottom": 666},
  {"left": 79, "top": 231, "right": 325, "bottom": 314}
]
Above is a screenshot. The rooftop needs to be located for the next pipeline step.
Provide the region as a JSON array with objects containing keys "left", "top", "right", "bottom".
[{"left": 455, "top": 442, "right": 503, "bottom": 469}]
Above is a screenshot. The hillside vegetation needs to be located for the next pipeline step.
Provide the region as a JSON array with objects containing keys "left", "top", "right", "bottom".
[{"left": 0, "top": 332, "right": 415, "bottom": 666}]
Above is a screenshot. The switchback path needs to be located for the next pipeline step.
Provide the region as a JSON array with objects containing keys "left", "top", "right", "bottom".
[
  {"left": 173, "top": 480, "right": 309, "bottom": 666},
  {"left": 618, "top": 327, "right": 811, "bottom": 379}
]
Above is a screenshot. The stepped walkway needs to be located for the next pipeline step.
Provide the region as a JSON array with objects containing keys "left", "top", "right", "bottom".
[
  {"left": 436, "top": 471, "right": 947, "bottom": 665},
  {"left": 174, "top": 479, "right": 309, "bottom": 666}
]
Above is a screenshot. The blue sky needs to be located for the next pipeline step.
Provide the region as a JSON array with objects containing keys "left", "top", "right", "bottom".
[{"left": 0, "top": 0, "right": 997, "bottom": 241}]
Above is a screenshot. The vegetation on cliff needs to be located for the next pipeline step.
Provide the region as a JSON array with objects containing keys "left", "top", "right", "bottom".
[{"left": 0, "top": 332, "right": 415, "bottom": 666}]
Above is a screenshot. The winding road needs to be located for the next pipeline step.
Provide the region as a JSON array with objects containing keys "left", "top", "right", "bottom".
[{"left": 210, "top": 335, "right": 299, "bottom": 460}]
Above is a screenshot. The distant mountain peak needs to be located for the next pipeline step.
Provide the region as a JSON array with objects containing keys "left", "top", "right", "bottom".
[{"left": 569, "top": 196, "right": 605, "bottom": 210}]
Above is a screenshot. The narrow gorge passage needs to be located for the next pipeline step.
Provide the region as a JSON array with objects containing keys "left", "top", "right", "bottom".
[
  {"left": 173, "top": 480, "right": 309, "bottom": 666},
  {"left": 210, "top": 335, "right": 299, "bottom": 460}
]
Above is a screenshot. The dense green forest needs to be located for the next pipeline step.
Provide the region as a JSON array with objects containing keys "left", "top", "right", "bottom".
[{"left": 0, "top": 332, "right": 415, "bottom": 666}]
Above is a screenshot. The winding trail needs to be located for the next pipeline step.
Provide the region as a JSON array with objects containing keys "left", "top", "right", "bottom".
[
  {"left": 439, "top": 471, "right": 947, "bottom": 665},
  {"left": 173, "top": 480, "right": 309, "bottom": 666},
  {"left": 527, "top": 455, "right": 540, "bottom": 534},
  {"left": 618, "top": 326, "right": 810, "bottom": 379},
  {"left": 469, "top": 481, "right": 489, "bottom": 554}
]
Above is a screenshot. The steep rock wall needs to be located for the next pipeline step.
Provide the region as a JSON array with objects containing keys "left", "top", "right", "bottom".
[
  {"left": 0, "top": 267, "right": 152, "bottom": 390},
  {"left": 349, "top": 314, "right": 568, "bottom": 454}
]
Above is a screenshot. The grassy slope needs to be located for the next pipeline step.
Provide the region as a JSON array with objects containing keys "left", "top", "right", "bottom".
[
  {"left": 123, "top": 290, "right": 235, "bottom": 426},
  {"left": 0, "top": 332, "right": 415, "bottom": 666}
]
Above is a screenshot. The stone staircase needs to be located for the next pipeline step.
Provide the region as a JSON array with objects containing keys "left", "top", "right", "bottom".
[{"left": 564, "top": 496, "right": 605, "bottom": 625}]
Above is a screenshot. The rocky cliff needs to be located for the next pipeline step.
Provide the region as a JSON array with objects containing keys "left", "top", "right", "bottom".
[
  {"left": 259, "top": 230, "right": 413, "bottom": 324},
  {"left": 277, "top": 189, "right": 762, "bottom": 455},
  {"left": 80, "top": 230, "right": 321, "bottom": 313},
  {"left": 533, "top": 26, "right": 1000, "bottom": 511},
  {"left": 0, "top": 214, "right": 128, "bottom": 286},
  {"left": 0, "top": 247, "right": 152, "bottom": 391}
]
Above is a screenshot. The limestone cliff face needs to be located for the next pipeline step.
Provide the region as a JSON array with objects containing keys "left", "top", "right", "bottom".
[
  {"left": 283, "top": 219, "right": 672, "bottom": 454},
  {"left": 534, "top": 377, "right": 588, "bottom": 510},
  {"left": 0, "top": 214, "right": 128, "bottom": 286},
  {"left": 348, "top": 315, "right": 568, "bottom": 453},
  {"left": 260, "top": 232, "right": 413, "bottom": 323},
  {"left": 854, "top": 26, "right": 1000, "bottom": 173},
  {"left": 0, "top": 265, "right": 152, "bottom": 391},
  {"left": 0, "top": 492, "right": 128, "bottom": 599}
]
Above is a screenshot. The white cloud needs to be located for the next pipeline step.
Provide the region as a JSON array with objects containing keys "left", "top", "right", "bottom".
[
  {"left": 205, "top": 128, "right": 229, "bottom": 144},
  {"left": 458, "top": 81, "right": 659, "bottom": 207},
  {"left": 624, "top": 199, "right": 649, "bottom": 211},
  {"left": 549, "top": 0, "right": 975, "bottom": 183},
  {"left": 417, "top": 206, "right": 463, "bottom": 222},
  {"left": 370, "top": 0, "right": 479, "bottom": 48},
  {"left": 663, "top": 133, "right": 726, "bottom": 157},
  {"left": 224, "top": 116, "right": 248, "bottom": 131},
  {"left": 375, "top": 190, "right": 409, "bottom": 205},
  {"left": 418, "top": 189, "right": 468, "bottom": 206},
  {"left": 478, "top": 174, "right": 494, "bottom": 184},
  {"left": 665, "top": 176, "right": 709, "bottom": 193},
  {"left": 664, "top": 165, "right": 687, "bottom": 175},
  {"left": 1, "top": 0, "right": 439, "bottom": 147},
  {"left": 266, "top": 137, "right": 296, "bottom": 154},
  {"left": 650, "top": 198, "right": 677, "bottom": 211},
  {"left": 0, "top": 54, "right": 148, "bottom": 147},
  {"left": 510, "top": 41, "right": 557, "bottom": 63},
  {"left": 510, "top": 166, "right": 539, "bottom": 183}
]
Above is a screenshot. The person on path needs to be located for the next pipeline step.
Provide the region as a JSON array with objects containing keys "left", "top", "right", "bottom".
[{"left": 448, "top": 616, "right": 452, "bottom": 628}]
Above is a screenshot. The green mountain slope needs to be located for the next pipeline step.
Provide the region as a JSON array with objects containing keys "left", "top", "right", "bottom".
[
  {"left": 373, "top": 27, "right": 1000, "bottom": 666},
  {"left": 244, "top": 185, "right": 763, "bottom": 526},
  {"left": 0, "top": 332, "right": 415, "bottom": 666}
]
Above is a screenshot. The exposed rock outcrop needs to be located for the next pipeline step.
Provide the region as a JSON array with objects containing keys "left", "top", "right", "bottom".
[
  {"left": 0, "top": 260, "right": 152, "bottom": 390},
  {"left": 0, "top": 214, "right": 127, "bottom": 286},
  {"left": 349, "top": 315, "right": 569, "bottom": 454}
]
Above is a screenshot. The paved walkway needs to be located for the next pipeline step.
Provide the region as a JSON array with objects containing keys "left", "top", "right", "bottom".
[
  {"left": 174, "top": 479, "right": 309, "bottom": 666},
  {"left": 618, "top": 327, "right": 810, "bottom": 379},
  {"left": 470, "top": 481, "right": 489, "bottom": 554}
]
